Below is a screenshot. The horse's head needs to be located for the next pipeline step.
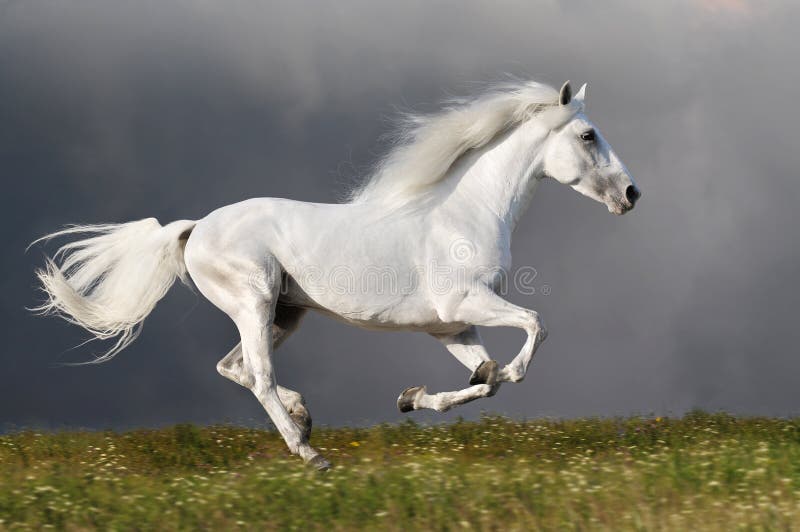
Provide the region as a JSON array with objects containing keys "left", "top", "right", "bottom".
[{"left": 542, "top": 81, "right": 640, "bottom": 215}]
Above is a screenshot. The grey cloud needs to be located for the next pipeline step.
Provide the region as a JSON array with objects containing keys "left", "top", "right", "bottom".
[{"left": 1, "top": 0, "right": 799, "bottom": 430}]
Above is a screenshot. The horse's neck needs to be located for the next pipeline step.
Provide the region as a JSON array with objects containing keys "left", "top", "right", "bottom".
[{"left": 439, "top": 121, "right": 547, "bottom": 235}]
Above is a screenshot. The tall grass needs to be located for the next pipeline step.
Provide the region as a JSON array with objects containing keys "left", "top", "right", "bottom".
[{"left": 1, "top": 412, "right": 799, "bottom": 530}]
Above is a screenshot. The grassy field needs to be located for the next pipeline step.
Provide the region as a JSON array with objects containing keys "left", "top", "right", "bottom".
[{"left": 1, "top": 412, "right": 800, "bottom": 530}]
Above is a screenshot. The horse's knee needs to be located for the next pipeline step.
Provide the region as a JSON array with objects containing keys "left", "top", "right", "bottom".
[{"left": 526, "top": 310, "right": 547, "bottom": 341}]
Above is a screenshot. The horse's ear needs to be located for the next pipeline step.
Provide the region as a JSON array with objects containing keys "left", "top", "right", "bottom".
[
  {"left": 559, "top": 81, "right": 572, "bottom": 105},
  {"left": 574, "top": 83, "right": 587, "bottom": 104}
]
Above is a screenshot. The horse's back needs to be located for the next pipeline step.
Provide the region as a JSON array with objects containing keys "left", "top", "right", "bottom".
[{"left": 184, "top": 197, "right": 447, "bottom": 330}]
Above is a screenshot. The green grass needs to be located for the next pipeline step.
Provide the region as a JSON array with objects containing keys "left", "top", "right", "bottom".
[{"left": 2, "top": 412, "right": 800, "bottom": 530}]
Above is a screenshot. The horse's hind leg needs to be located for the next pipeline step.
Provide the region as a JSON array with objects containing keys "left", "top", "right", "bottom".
[
  {"left": 236, "top": 283, "right": 328, "bottom": 467},
  {"left": 216, "top": 304, "right": 305, "bottom": 385},
  {"left": 218, "top": 304, "right": 306, "bottom": 381},
  {"left": 188, "top": 250, "right": 328, "bottom": 470},
  {"left": 277, "top": 387, "right": 312, "bottom": 441},
  {"left": 217, "top": 345, "right": 313, "bottom": 439},
  {"left": 217, "top": 306, "right": 312, "bottom": 438},
  {"left": 216, "top": 343, "right": 251, "bottom": 387}
]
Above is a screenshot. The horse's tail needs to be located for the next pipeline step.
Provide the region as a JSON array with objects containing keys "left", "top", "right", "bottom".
[{"left": 30, "top": 218, "right": 196, "bottom": 363}]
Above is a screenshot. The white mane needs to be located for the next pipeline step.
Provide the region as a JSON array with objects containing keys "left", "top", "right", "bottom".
[{"left": 348, "top": 80, "right": 566, "bottom": 206}]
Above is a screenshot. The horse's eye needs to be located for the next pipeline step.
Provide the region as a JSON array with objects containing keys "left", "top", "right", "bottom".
[{"left": 580, "top": 130, "right": 596, "bottom": 142}]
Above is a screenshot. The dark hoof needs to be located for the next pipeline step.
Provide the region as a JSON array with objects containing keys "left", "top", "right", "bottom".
[
  {"left": 397, "top": 386, "right": 425, "bottom": 413},
  {"left": 307, "top": 454, "right": 331, "bottom": 472},
  {"left": 290, "top": 408, "right": 312, "bottom": 441},
  {"left": 469, "top": 360, "right": 499, "bottom": 385}
]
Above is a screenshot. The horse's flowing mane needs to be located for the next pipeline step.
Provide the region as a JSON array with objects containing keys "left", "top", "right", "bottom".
[{"left": 348, "top": 80, "right": 562, "bottom": 206}]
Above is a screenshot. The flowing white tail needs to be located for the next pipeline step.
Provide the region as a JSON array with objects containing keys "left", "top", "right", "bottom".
[{"left": 31, "top": 218, "right": 195, "bottom": 362}]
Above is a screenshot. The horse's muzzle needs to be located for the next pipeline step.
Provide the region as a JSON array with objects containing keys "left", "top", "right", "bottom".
[{"left": 625, "top": 185, "right": 641, "bottom": 209}]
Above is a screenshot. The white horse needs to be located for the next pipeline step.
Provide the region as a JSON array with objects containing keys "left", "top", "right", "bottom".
[{"left": 32, "top": 80, "right": 640, "bottom": 470}]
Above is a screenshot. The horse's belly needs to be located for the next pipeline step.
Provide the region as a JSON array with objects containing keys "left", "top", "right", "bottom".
[
  {"left": 280, "top": 277, "right": 461, "bottom": 333},
  {"left": 321, "top": 307, "right": 461, "bottom": 334}
]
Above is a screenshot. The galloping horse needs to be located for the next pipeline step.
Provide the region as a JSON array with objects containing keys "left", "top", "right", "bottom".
[{"left": 32, "top": 80, "right": 640, "bottom": 469}]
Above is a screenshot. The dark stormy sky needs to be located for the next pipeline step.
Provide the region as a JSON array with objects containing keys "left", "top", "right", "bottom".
[{"left": 2, "top": 0, "right": 799, "bottom": 430}]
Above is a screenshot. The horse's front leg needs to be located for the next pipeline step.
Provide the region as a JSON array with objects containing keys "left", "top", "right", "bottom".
[
  {"left": 396, "top": 326, "right": 500, "bottom": 413},
  {"left": 433, "top": 326, "right": 500, "bottom": 386},
  {"left": 452, "top": 287, "right": 548, "bottom": 384},
  {"left": 397, "top": 291, "right": 546, "bottom": 413},
  {"left": 397, "top": 382, "right": 500, "bottom": 413}
]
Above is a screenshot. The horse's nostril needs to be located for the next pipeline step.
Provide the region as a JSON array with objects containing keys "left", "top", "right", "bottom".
[{"left": 625, "top": 185, "right": 641, "bottom": 205}]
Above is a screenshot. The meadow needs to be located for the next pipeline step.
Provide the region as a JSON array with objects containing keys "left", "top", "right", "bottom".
[{"left": 1, "top": 412, "right": 799, "bottom": 530}]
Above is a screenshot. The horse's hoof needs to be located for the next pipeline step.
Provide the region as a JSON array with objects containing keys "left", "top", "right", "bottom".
[
  {"left": 469, "top": 360, "right": 499, "bottom": 386},
  {"left": 290, "top": 408, "right": 312, "bottom": 441},
  {"left": 397, "top": 385, "right": 425, "bottom": 413},
  {"left": 307, "top": 454, "right": 331, "bottom": 472}
]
